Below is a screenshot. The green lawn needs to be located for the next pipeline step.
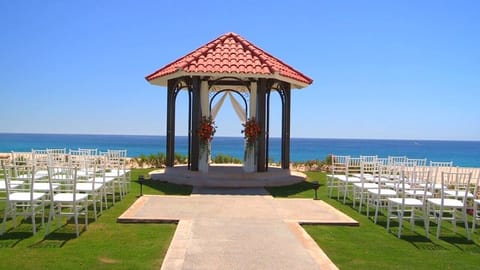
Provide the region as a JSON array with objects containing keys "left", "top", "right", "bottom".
[
  {"left": 0, "top": 169, "right": 192, "bottom": 270},
  {"left": 2, "top": 169, "right": 479, "bottom": 269},
  {"left": 267, "top": 172, "right": 480, "bottom": 270}
]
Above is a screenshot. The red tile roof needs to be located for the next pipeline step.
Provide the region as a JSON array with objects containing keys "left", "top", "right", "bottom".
[{"left": 146, "top": 32, "right": 313, "bottom": 89}]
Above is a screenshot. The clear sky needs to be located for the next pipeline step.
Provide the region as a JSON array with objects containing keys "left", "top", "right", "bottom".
[{"left": 1, "top": 0, "right": 479, "bottom": 140}]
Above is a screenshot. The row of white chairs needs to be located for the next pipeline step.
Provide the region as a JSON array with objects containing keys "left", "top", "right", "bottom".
[
  {"left": 327, "top": 155, "right": 480, "bottom": 239},
  {"left": 0, "top": 149, "right": 130, "bottom": 237}
]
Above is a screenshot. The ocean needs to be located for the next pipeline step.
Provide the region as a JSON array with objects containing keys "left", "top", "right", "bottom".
[{"left": 0, "top": 133, "right": 479, "bottom": 167}]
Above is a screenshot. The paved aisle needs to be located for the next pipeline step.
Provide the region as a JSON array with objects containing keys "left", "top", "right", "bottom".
[{"left": 118, "top": 187, "right": 357, "bottom": 270}]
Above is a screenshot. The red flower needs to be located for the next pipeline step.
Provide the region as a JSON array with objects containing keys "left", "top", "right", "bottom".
[
  {"left": 242, "top": 117, "right": 261, "bottom": 146},
  {"left": 197, "top": 116, "right": 216, "bottom": 144}
]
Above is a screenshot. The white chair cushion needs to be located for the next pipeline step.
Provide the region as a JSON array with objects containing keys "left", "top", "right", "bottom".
[
  {"left": 443, "top": 190, "right": 474, "bottom": 198},
  {"left": 353, "top": 182, "right": 378, "bottom": 189},
  {"left": 33, "top": 183, "right": 60, "bottom": 191},
  {"left": 76, "top": 182, "right": 104, "bottom": 191},
  {"left": 388, "top": 197, "right": 423, "bottom": 206},
  {"left": 53, "top": 193, "right": 88, "bottom": 202},
  {"left": 367, "top": 188, "right": 397, "bottom": 196},
  {"left": 10, "top": 192, "right": 46, "bottom": 201},
  {"left": 427, "top": 198, "right": 464, "bottom": 208},
  {"left": 405, "top": 190, "right": 433, "bottom": 197},
  {"left": 0, "top": 182, "right": 22, "bottom": 190},
  {"left": 336, "top": 175, "right": 361, "bottom": 183}
]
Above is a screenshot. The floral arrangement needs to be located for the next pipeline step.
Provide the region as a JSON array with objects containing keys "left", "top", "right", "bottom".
[
  {"left": 197, "top": 116, "right": 216, "bottom": 145},
  {"left": 242, "top": 117, "right": 261, "bottom": 147}
]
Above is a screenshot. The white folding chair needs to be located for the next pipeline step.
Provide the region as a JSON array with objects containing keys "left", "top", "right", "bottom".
[
  {"left": 388, "top": 156, "right": 407, "bottom": 166},
  {"left": 1, "top": 164, "right": 47, "bottom": 235},
  {"left": 46, "top": 166, "right": 89, "bottom": 237},
  {"left": 71, "top": 156, "right": 104, "bottom": 220},
  {"left": 366, "top": 164, "right": 397, "bottom": 223},
  {"left": 472, "top": 169, "right": 480, "bottom": 233},
  {"left": 426, "top": 171, "right": 472, "bottom": 240},
  {"left": 352, "top": 157, "right": 380, "bottom": 213},
  {"left": 386, "top": 167, "right": 429, "bottom": 238},
  {"left": 327, "top": 155, "right": 360, "bottom": 204}
]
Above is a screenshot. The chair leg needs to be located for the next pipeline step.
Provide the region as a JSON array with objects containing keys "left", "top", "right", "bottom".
[
  {"left": 46, "top": 204, "right": 55, "bottom": 235},
  {"left": 462, "top": 208, "right": 470, "bottom": 240},
  {"left": 398, "top": 209, "right": 404, "bottom": 238},
  {"left": 1, "top": 202, "right": 9, "bottom": 235},
  {"left": 41, "top": 200, "right": 45, "bottom": 227},
  {"left": 473, "top": 206, "right": 478, "bottom": 233},
  {"left": 386, "top": 202, "right": 391, "bottom": 232},
  {"left": 374, "top": 198, "right": 380, "bottom": 224},
  {"left": 359, "top": 191, "right": 364, "bottom": 213},
  {"left": 410, "top": 207, "right": 416, "bottom": 231},
  {"left": 425, "top": 203, "right": 430, "bottom": 239},
  {"left": 92, "top": 194, "right": 97, "bottom": 221},
  {"left": 31, "top": 209, "right": 36, "bottom": 235},
  {"left": 436, "top": 210, "right": 443, "bottom": 239},
  {"left": 74, "top": 212, "right": 79, "bottom": 237},
  {"left": 327, "top": 177, "right": 332, "bottom": 198},
  {"left": 424, "top": 207, "right": 429, "bottom": 238},
  {"left": 12, "top": 205, "right": 17, "bottom": 228}
]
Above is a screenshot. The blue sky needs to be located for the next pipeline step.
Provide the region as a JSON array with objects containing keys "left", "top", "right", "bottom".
[{"left": 1, "top": 1, "right": 479, "bottom": 140}]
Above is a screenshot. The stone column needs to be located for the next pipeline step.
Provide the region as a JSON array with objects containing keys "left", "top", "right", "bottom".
[
  {"left": 256, "top": 79, "right": 267, "bottom": 172},
  {"left": 198, "top": 80, "right": 210, "bottom": 173},
  {"left": 281, "top": 84, "right": 291, "bottom": 169},
  {"left": 166, "top": 79, "right": 176, "bottom": 167},
  {"left": 190, "top": 76, "right": 201, "bottom": 171},
  {"left": 244, "top": 82, "right": 257, "bottom": 172}
]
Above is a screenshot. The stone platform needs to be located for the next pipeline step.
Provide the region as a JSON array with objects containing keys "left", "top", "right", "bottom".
[
  {"left": 149, "top": 164, "right": 307, "bottom": 187},
  {"left": 118, "top": 187, "right": 359, "bottom": 270}
]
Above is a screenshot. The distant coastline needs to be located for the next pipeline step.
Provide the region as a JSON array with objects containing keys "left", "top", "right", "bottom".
[
  {"left": 1, "top": 132, "right": 479, "bottom": 142},
  {"left": 1, "top": 133, "right": 479, "bottom": 167}
]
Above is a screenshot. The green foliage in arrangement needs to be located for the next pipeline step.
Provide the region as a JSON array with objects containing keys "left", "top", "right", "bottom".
[
  {"left": 0, "top": 169, "right": 192, "bottom": 270},
  {"left": 267, "top": 172, "right": 480, "bottom": 270},
  {"left": 133, "top": 152, "right": 244, "bottom": 167},
  {"left": 212, "top": 153, "right": 242, "bottom": 164}
]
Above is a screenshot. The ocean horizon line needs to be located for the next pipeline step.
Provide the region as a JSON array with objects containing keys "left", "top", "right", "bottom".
[{"left": 0, "top": 132, "right": 479, "bottom": 143}]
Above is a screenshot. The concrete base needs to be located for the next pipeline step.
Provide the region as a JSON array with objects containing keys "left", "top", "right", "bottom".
[{"left": 149, "top": 164, "right": 307, "bottom": 187}]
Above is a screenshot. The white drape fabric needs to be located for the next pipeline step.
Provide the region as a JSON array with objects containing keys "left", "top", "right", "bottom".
[
  {"left": 228, "top": 92, "right": 247, "bottom": 123},
  {"left": 249, "top": 82, "right": 257, "bottom": 118},
  {"left": 211, "top": 91, "right": 247, "bottom": 123},
  {"left": 200, "top": 81, "right": 210, "bottom": 116},
  {"left": 211, "top": 92, "right": 228, "bottom": 120}
]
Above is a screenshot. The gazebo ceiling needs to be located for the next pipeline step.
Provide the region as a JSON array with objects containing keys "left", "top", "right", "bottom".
[{"left": 145, "top": 32, "right": 313, "bottom": 89}]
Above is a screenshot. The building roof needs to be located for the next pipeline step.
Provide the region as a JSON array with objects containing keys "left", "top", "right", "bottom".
[{"left": 145, "top": 32, "right": 313, "bottom": 89}]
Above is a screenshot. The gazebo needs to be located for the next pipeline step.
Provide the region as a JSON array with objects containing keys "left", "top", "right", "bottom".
[{"left": 145, "top": 32, "right": 312, "bottom": 173}]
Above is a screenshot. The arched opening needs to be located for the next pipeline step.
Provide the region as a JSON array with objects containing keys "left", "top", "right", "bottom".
[
  {"left": 174, "top": 90, "right": 190, "bottom": 164},
  {"left": 208, "top": 89, "right": 249, "bottom": 161},
  {"left": 267, "top": 90, "right": 283, "bottom": 166}
]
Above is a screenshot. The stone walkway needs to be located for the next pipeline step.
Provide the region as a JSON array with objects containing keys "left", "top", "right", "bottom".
[{"left": 118, "top": 187, "right": 358, "bottom": 270}]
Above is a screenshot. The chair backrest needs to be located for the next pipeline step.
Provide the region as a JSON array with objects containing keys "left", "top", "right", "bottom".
[
  {"left": 104, "top": 150, "right": 127, "bottom": 171},
  {"left": 429, "top": 161, "right": 453, "bottom": 185},
  {"left": 406, "top": 158, "right": 427, "bottom": 167},
  {"left": 388, "top": 156, "right": 407, "bottom": 166},
  {"left": 408, "top": 166, "right": 431, "bottom": 186},
  {"left": 377, "top": 158, "right": 389, "bottom": 166},
  {"left": 430, "top": 161, "right": 453, "bottom": 167},
  {"left": 78, "top": 148, "right": 98, "bottom": 156},
  {"left": 2, "top": 164, "right": 35, "bottom": 201},
  {"left": 348, "top": 157, "right": 361, "bottom": 176},
  {"left": 440, "top": 171, "right": 472, "bottom": 204},
  {"left": 31, "top": 149, "right": 48, "bottom": 170},
  {"left": 360, "top": 158, "right": 379, "bottom": 182},
  {"left": 11, "top": 151, "right": 33, "bottom": 167},
  {"left": 360, "top": 155, "right": 378, "bottom": 163},
  {"left": 331, "top": 155, "right": 350, "bottom": 175},
  {"left": 48, "top": 166, "right": 79, "bottom": 197}
]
